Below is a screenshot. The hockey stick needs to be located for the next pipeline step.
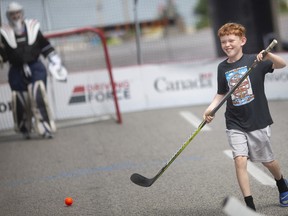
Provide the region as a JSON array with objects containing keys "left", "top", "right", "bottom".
[{"left": 130, "top": 39, "right": 278, "bottom": 187}]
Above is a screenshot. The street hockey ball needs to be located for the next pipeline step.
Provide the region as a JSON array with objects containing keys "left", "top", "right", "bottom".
[{"left": 65, "top": 197, "right": 73, "bottom": 206}]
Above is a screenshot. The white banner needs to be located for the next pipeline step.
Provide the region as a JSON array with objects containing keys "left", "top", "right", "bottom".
[
  {"left": 1, "top": 54, "right": 288, "bottom": 131},
  {"left": 0, "top": 84, "right": 13, "bottom": 131},
  {"left": 139, "top": 63, "right": 217, "bottom": 109}
]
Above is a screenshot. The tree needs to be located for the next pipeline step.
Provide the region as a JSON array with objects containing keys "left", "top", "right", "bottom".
[
  {"left": 193, "top": 0, "right": 209, "bottom": 30},
  {"left": 279, "top": 0, "right": 288, "bottom": 13}
]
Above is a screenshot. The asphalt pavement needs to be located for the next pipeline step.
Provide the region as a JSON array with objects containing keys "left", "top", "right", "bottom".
[{"left": 0, "top": 101, "right": 288, "bottom": 216}]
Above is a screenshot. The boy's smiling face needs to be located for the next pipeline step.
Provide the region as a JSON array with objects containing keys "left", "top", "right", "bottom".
[{"left": 220, "top": 34, "right": 247, "bottom": 63}]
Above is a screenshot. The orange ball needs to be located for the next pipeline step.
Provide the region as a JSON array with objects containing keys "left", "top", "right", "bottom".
[{"left": 65, "top": 197, "right": 73, "bottom": 206}]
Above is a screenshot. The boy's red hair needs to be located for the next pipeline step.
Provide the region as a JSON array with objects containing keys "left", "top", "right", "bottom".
[{"left": 218, "top": 23, "right": 246, "bottom": 38}]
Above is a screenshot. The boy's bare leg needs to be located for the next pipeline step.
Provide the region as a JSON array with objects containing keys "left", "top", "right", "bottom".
[
  {"left": 235, "top": 156, "right": 251, "bottom": 196},
  {"left": 235, "top": 156, "right": 256, "bottom": 210},
  {"left": 262, "top": 160, "right": 282, "bottom": 180}
]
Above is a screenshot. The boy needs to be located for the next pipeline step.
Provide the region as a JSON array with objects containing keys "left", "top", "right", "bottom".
[{"left": 203, "top": 22, "right": 288, "bottom": 211}]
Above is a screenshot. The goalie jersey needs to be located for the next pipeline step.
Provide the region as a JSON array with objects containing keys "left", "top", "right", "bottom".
[{"left": 0, "top": 19, "right": 55, "bottom": 66}]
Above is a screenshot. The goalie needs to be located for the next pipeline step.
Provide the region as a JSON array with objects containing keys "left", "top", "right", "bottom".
[{"left": 0, "top": 2, "right": 67, "bottom": 139}]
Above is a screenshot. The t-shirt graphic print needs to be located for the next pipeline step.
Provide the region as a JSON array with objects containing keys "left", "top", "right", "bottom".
[{"left": 225, "top": 66, "right": 254, "bottom": 106}]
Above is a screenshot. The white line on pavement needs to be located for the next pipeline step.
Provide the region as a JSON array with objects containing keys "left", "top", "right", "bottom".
[
  {"left": 223, "top": 150, "right": 276, "bottom": 187},
  {"left": 179, "top": 111, "right": 211, "bottom": 131}
]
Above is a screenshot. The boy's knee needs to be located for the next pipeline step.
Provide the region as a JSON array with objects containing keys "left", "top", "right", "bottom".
[
  {"left": 262, "top": 160, "right": 275, "bottom": 168},
  {"left": 234, "top": 156, "right": 248, "bottom": 167}
]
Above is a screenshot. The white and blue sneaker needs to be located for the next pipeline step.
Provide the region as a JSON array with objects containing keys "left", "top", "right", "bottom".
[
  {"left": 280, "top": 179, "right": 288, "bottom": 207},
  {"left": 280, "top": 191, "right": 288, "bottom": 207}
]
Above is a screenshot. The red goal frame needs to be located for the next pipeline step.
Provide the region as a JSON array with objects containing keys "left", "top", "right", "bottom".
[{"left": 45, "top": 27, "right": 122, "bottom": 124}]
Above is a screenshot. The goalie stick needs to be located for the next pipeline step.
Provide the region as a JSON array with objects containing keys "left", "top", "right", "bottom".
[{"left": 130, "top": 39, "right": 278, "bottom": 187}]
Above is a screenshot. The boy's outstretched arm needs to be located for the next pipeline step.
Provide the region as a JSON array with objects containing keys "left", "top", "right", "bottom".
[{"left": 203, "top": 93, "right": 225, "bottom": 123}]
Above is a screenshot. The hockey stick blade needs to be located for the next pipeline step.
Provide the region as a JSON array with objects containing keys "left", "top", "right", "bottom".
[{"left": 130, "top": 173, "right": 155, "bottom": 187}]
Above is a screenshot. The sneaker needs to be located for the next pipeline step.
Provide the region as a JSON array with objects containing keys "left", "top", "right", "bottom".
[
  {"left": 280, "top": 191, "right": 288, "bottom": 207},
  {"left": 22, "top": 131, "right": 31, "bottom": 139}
]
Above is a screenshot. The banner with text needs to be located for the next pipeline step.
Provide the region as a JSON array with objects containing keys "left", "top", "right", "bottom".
[{"left": 1, "top": 54, "right": 288, "bottom": 131}]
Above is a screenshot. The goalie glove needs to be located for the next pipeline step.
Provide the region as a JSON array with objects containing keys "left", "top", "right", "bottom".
[{"left": 48, "top": 53, "right": 68, "bottom": 82}]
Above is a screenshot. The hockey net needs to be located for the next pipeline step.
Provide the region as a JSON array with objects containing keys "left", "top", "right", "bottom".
[
  {"left": 0, "top": 27, "right": 122, "bottom": 132},
  {"left": 45, "top": 27, "right": 122, "bottom": 125}
]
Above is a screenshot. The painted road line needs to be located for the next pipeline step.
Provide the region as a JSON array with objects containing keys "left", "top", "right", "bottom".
[
  {"left": 179, "top": 111, "right": 211, "bottom": 131},
  {"left": 223, "top": 150, "right": 275, "bottom": 187}
]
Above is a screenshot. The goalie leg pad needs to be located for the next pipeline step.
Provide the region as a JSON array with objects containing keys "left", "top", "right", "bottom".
[
  {"left": 28, "top": 80, "right": 56, "bottom": 136},
  {"left": 11, "top": 91, "right": 32, "bottom": 134}
]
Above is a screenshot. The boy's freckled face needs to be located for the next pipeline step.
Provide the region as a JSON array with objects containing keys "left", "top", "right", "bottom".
[{"left": 220, "top": 34, "right": 246, "bottom": 61}]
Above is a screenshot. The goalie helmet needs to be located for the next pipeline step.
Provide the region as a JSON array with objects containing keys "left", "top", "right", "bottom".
[
  {"left": 6, "top": 2, "right": 24, "bottom": 34},
  {"left": 7, "top": 2, "right": 23, "bottom": 12}
]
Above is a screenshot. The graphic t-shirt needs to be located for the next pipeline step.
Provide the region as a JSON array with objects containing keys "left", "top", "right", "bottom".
[{"left": 217, "top": 54, "right": 274, "bottom": 132}]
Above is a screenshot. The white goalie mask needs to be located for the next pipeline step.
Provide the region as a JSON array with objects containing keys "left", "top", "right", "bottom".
[{"left": 6, "top": 2, "right": 24, "bottom": 34}]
